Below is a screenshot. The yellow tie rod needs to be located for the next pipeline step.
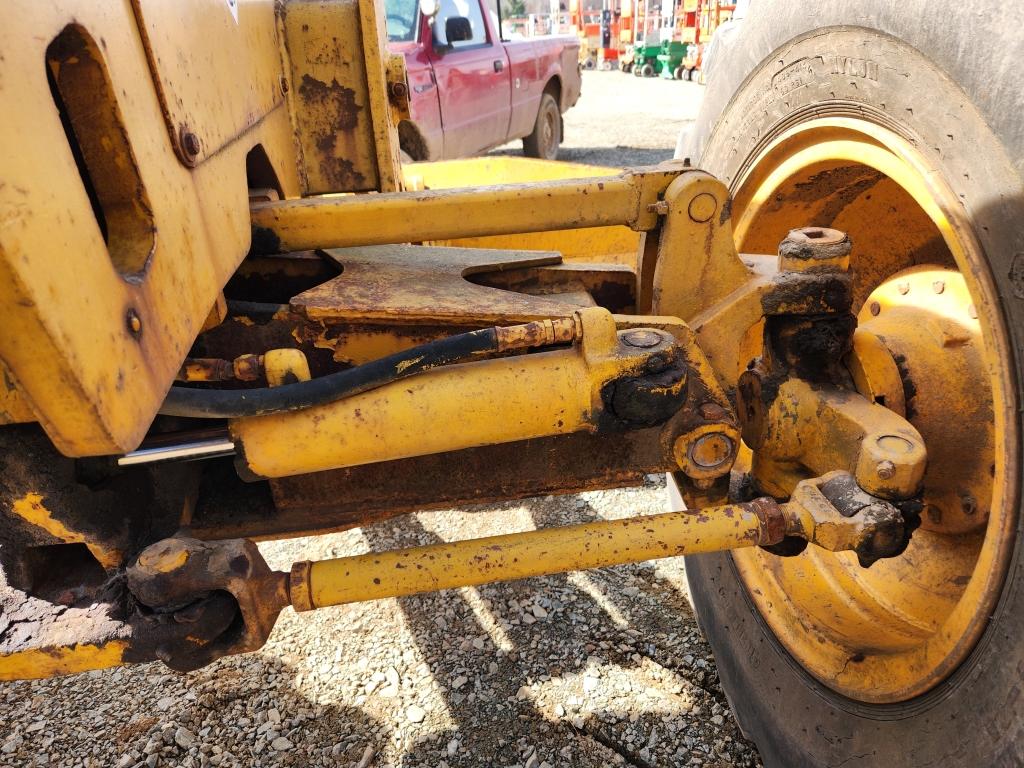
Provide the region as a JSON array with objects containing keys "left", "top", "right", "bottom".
[{"left": 0, "top": 472, "right": 907, "bottom": 680}]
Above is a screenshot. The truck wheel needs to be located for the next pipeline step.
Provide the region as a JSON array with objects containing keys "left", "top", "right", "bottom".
[
  {"left": 673, "top": 66, "right": 683, "bottom": 80},
  {"left": 677, "top": 2, "right": 1024, "bottom": 766},
  {"left": 522, "top": 92, "right": 561, "bottom": 160},
  {"left": 640, "top": 63, "right": 654, "bottom": 77}
]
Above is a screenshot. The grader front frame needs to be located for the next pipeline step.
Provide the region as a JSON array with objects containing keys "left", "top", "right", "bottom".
[{"left": 1, "top": 0, "right": 933, "bottom": 684}]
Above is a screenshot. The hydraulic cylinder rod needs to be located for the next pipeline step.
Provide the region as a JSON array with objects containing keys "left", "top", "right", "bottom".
[{"left": 288, "top": 499, "right": 785, "bottom": 611}]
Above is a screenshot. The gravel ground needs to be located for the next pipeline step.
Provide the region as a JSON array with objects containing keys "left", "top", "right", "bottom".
[
  {"left": 492, "top": 68, "right": 704, "bottom": 167},
  {"left": 0, "top": 71, "right": 764, "bottom": 768}
]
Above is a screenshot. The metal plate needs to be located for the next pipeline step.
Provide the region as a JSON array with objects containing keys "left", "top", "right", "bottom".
[{"left": 131, "top": 0, "right": 283, "bottom": 165}]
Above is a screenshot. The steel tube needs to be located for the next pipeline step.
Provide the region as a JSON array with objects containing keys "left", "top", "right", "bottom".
[
  {"left": 289, "top": 499, "right": 785, "bottom": 611},
  {"left": 117, "top": 437, "right": 237, "bottom": 466},
  {"left": 249, "top": 173, "right": 658, "bottom": 253}
]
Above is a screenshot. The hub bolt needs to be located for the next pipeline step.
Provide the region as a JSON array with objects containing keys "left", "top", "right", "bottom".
[{"left": 876, "top": 460, "right": 896, "bottom": 480}]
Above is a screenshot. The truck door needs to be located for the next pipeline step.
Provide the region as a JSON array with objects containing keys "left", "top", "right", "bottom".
[{"left": 429, "top": 0, "right": 512, "bottom": 157}]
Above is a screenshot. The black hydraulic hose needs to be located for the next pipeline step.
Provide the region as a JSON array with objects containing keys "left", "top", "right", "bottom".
[{"left": 159, "top": 327, "right": 501, "bottom": 419}]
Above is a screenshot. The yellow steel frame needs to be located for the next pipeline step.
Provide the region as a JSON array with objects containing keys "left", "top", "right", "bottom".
[{"left": 0, "top": 0, "right": 402, "bottom": 457}]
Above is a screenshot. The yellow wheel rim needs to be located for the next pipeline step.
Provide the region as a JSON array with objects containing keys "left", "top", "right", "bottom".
[{"left": 727, "top": 117, "right": 1020, "bottom": 703}]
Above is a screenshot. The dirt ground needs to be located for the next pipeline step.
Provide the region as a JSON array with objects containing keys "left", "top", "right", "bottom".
[
  {"left": 492, "top": 68, "right": 703, "bottom": 167},
  {"left": 0, "top": 72, "right": 764, "bottom": 768}
]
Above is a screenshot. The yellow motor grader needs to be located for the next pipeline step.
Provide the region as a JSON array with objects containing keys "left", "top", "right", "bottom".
[{"left": 1, "top": 0, "right": 1021, "bottom": 765}]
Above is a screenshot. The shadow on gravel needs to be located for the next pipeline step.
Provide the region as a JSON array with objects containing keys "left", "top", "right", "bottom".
[{"left": 359, "top": 496, "right": 757, "bottom": 767}]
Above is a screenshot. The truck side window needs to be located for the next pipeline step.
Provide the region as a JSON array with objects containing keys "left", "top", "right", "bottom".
[{"left": 434, "top": 0, "right": 489, "bottom": 48}]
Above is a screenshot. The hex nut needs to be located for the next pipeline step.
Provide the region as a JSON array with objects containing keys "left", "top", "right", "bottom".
[{"left": 876, "top": 460, "right": 896, "bottom": 480}]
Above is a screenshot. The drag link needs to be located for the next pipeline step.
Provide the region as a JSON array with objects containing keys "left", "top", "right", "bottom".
[
  {"left": 287, "top": 499, "right": 786, "bottom": 611},
  {"left": 124, "top": 476, "right": 913, "bottom": 671}
]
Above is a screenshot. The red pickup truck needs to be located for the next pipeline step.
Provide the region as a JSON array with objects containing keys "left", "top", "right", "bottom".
[{"left": 386, "top": 0, "right": 582, "bottom": 160}]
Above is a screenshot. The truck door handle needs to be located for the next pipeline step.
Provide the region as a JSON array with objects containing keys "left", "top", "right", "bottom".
[{"left": 493, "top": 60, "right": 504, "bottom": 72}]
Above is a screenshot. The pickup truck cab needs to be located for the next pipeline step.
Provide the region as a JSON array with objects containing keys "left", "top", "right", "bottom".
[{"left": 386, "top": 0, "right": 582, "bottom": 160}]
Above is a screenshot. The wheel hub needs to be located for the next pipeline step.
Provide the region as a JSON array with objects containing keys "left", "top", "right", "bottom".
[{"left": 854, "top": 267, "right": 994, "bottom": 534}]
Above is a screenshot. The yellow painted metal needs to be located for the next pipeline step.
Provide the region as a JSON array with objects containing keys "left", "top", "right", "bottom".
[
  {"left": 404, "top": 156, "right": 632, "bottom": 187},
  {"left": 130, "top": 0, "right": 283, "bottom": 165},
  {"left": 0, "top": 642, "right": 128, "bottom": 682},
  {"left": 264, "top": 349, "right": 312, "bottom": 387},
  {"left": 0, "top": 0, "right": 409, "bottom": 456},
  {"left": 0, "top": 0, "right": 304, "bottom": 456},
  {"left": 745, "top": 377, "right": 927, "bottom": 501},
  {"left": 248, "top": 165, "right": 681, "bottom": 252},
  {"left": 406, "top": 157, "right": 643, "bottom": 267},
  {"left": 231, "top": 308, "right": 662, "bottom": 478},
  {"left": 846, "top": 329, "right": 907, "bottom": 417},
  {"left": 280, "top": 0, "right": 402, "bottom": 194},
  {"left": 719, "top": 116, "right": 1017, "bottom": 703},
  {"left": 290, "top": 502, "right": 777, "bottom": 610},
  {"left": 856, "top": 268, "right": 993, "bottom": 534},
  {"left": 10, "top": 492, "right": 122, "bottom": 568},
  {"left": 0, "top": 362, "right": 35, "bottom": 425},
  {"left": 647, "top": 171, "right": 751, "bottom": 316}
]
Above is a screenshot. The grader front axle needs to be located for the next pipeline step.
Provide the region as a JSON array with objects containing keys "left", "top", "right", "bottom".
[{"left": 0, "top": 165, "right": 928, "bottom": 680}]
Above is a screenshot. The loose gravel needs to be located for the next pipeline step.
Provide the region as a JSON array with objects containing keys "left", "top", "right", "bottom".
[
  {"left": 492, "top": 68, "right": 704, "bottom": 167},
  {"left": 0, "top": 71, "right": 764, "bottom": 767},
  {"left": 1, "top": 481, "right": 762, "bottom": 768}
]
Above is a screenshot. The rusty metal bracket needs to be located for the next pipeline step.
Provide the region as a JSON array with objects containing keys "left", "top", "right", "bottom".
[{"left": 782, "top": 471, "right": 920, "bottom": 567}]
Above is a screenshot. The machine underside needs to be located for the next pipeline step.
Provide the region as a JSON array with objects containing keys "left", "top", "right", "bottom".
[{"left": 0, "top": 0, "right": 979, "bottom": 688}]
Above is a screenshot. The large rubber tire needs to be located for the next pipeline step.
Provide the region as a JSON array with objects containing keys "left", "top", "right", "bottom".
[
  {"left": 680, "top": 2, "right": 1024, "bottom": 766},
  {"left": 522, "top": 92, "right": 561, "bottom": 160}
]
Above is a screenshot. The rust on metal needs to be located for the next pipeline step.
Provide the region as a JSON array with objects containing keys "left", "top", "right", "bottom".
[
  {"left": 191, "top": 427, "right": 677, "bottom": 541},
  {"left": 293, "top": 245, "right": 593, "bottom": 326},
  {"left": 296, "top": 75, "right": 366, "bottom": 190},
  {"left": 494, "top": 316, "right": 580, "bottom": 352}
]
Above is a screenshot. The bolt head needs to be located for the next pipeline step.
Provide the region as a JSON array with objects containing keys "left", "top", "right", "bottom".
[
  {"left": 180, "top": 128, "right": 201, "bottom": 159},
  {"left": 876, "top": 460, "right": 896, "bottom": 480},
  {"left": 126, "top": 308, "right": 143, "bottom": 338},
  {"left": 622, "top": 329, "right": 663, "bottom": 348}
]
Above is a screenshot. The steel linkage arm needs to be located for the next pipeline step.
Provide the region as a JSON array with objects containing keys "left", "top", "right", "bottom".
[{"left": 102, "top": 473, "right": 907, "bottom": 674}]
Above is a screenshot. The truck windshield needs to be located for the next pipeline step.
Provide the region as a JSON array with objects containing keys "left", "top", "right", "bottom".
[{"left": 385, "top": 0, "right": 419, "bottom": 42}]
